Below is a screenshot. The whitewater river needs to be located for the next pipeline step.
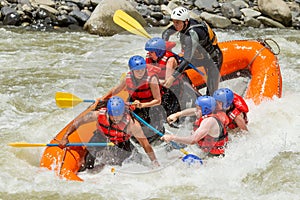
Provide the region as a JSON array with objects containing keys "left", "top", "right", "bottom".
[{"left": 0, "top": 26, "right": 299, "bottom": 200}]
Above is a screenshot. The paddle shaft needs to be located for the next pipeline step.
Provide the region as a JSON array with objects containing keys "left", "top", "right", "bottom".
[
  {"left": 131, "top": 111, "right": 188, "bottom": 153},
  {"left": 83, "top": 100, "right": 95, "bottom": 103},
  {"left": 9, "top": 142, "right": 114, "bottom": 147},
  {"left": 177, "top": 57, "right": 205, "bottom": 76},
  {"left": 54, "top": 143, "right": 113, "bottom": 147},
  {"left": 113, "top": 112, "right": 201, "bottom": 163},
  {"left": 83, "top": 99, "right": 95, "bottom": 103}
]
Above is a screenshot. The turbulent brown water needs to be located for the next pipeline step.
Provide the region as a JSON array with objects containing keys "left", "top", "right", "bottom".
[{"left": 0, "top": 27, "right": 299, "bottom": 200}]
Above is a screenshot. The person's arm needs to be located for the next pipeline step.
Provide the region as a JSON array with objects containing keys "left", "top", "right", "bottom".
[
  {"left": 164, "top": 59, "right": 190, "bottom": 88},
  {"left": 165, "top": 56, "right": 178, "bottom": 80},
  {"left": 128, "top": 118, "right": 159, "bottom": 166},
  {"left": 59, "top": 111, "right": 98, "bottom": 148},
  {"left": 164, "top": 34, "right": 193, "bottom": 88},
  {"left": 228, "top": 94, "right": 249, "bottom": 131},
  {"left": 162, "top": 117, "right": 216, "bottom": 145},
  {"left": 232, "top": 94, "right": 249, "bottom": 113},
  {"left": 181, "top": 29, "right": 219, "bottom": 95},
  {"left": 133, "top": 75, "right": 161, "bottom": 108},
  {"left": 162, "top": 25, "right": 177, "bottom": 41},
  {"left": 100, "top": 79, "right": 126, "bottom": 100},
  {"left": 167, "top": 107, "right": 196, "bottom": 124},
  {"left": 234, "top": 114, "right": 248, "bottom": 131}
]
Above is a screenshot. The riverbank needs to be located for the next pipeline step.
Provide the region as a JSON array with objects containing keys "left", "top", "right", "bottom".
[{"left": 0, "top": 0, "right": 299, "bottom": 33}]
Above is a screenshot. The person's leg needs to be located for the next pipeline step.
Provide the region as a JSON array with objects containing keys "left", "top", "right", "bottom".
[
  {"left": 161, "top": 87, "right": 181, "bottom": 117},
  {"left": 84, "top": 131, "right": 106, "bottom": 169},
  {"left": 147, "top": 105, "right": 165, "bottom": 145},
  {"left": 206, "top": 67, "right": 220, "bottom": 96},
  {"left": 113, "top": 141, "right": 135, "bottom": 165},
  {"left": 132, "top": 107, "right": 162, "bottom": 144}
]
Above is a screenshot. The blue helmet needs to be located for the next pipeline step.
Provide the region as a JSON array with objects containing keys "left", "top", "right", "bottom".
[
  {"left": 195, "top": 96, "right": 216, "bottom": 115},
  {"left": 107, "top": 96, "right": 125, "bottom": 116},
  {"left": 145, "top": 37, "right": 166, "bottom": 58},
  {"left": 128, "top": 55, "right": 146, "bottom": 71},
  {"left": 213, "top": 88, "right": 234, "bottom": 109}
]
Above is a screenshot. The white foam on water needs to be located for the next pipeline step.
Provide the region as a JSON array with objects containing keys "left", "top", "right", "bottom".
[{"left": 1, "top": 28, "right": 299, "bottom": 199}]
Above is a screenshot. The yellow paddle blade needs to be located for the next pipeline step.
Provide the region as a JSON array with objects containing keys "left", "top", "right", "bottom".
[
  {"left": 113, "top": 9, "right": 151, "bottom": 39},
  {"left": 55, "top": 92, "right": 83, "bottom": 108},
  {"left": 8, "top": 143, "right": 47, "bottom": 147},
  {"left": 120, "top": 72, "right": 126, "bottom": 81}
]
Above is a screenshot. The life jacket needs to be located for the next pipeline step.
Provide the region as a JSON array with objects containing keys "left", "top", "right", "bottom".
[
  {"left": 184, "top": 19, "right": 218, "bottom": 55},
  {"left": 227, "top": 93, "right": 249, "bottom": 129},
  {"left": 146, "top": 64, "right": 161, "bottom": 75},
  {"left": 125, "top": 70, "right": 162, "bottom": 103},
  {"left": 97, "top": 108, "right": 131, "bottom": 144},
  {"left": 146, "top": 51, "right": 178, "bottom": 80},
  {"left": 165, "top": 41, "right": 176, "bottom": 50},
  {"left": 146, "top": 51, "right": 183, "bottom": 87},
  {"left": 193, "top": 111, "right": 229, "bottom": 155},
  {"left": 204, "top": 21, "right": 217, "bottom": 46}
]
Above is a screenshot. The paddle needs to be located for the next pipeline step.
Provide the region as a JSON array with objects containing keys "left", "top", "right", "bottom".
[
  {"left": 8, "top": 142, "right": 114, "bottom": 147},
  {"left": 55, "top": 92, "right": 95, "bottom": 108},
  {"left": 113, "top": 9, "right": 205, "bottom": 77},
  {"left": 130, "top": 111, "right": 203, "bottom": 165}
]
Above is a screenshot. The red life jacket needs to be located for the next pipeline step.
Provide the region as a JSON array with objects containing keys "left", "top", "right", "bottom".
[
  {"left": 97, "top": 108, "right": 131, "bottom": 144},
  {"left": 146, "top": 51, "right": 181, "bottom": 85},
  {"left": 193, "top": 111, "right": 229, "bottom": 155},
  {"left": 125, "top": 70, "right": 162, "bottom": 103},
  {"left": 227, "top": 93, "right": 249, "bottom": 129}
]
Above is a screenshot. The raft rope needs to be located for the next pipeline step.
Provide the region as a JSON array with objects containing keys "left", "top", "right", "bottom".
[
  {"left": 256, "top": 38, "right": 282, "bottom": 98},
  {"left": 246, "top": 46, "right": 266, "bottom": 69},
  {"left": 246, "top": 38, "right": 280, "bottom": 70},
  {"left": 54, "top": 137, "right": 83, "bottom": 176},
  {"left": 245, "top": 38, "right": 282, "bottom": 98},
  {"left": 218, "top": 38, "right": 281, "bottom": 98},
  {"left": 59, "top": 148, "right": 67, "bottom": 176},
  {"left": 259, "top": 38, "right": 281, "bottom": 55}
]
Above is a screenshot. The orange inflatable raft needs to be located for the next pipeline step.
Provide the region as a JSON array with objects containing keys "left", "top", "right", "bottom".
[
  {"left": 40, "top": 39, "right": 282, "bottom": 181},
  {"left": 185, "top": 39, "right": 282, "bottom": 104},
  {"left": 40, "top": 103, "right": 96, "bottom": 181}
]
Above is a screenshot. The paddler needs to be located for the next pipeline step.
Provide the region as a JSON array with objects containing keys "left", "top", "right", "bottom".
[
  {"left": 145, "top": 37, "right": 182, "bottom": 116},
  {"left": 161, "top": 95, "right": 229, "bottom": 157},
  {"left": 58, "top": 96, "right": 160, "bottom": 171},
  {"left": 145, "top": 37, "right": 200, "bottom": 118},
  {"left": 162, "top": 6, "right": 223, "bottom": 96},
  {"left": 213, "top": 88, "right": 249, "bottom": 131},
  {"left": 100, "top": 55, "right": 165, "bottom": 145}
]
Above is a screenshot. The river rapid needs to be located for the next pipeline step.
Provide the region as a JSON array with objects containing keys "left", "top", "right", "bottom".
[{"left": 0, "top": 27, "right": 299, "bottom": 200}]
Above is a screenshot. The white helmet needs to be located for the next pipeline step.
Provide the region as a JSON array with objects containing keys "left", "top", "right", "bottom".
[{"left": 171, "top": 7, "right": 190, "bottom": 21}]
